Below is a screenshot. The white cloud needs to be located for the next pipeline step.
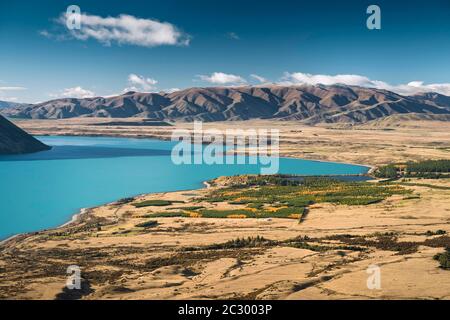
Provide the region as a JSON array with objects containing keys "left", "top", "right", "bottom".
[
  {"left": 198, "top": 72, "right": 247, "bottom": 85},
  {"left": 55, "top": 13, "right": 190, "bottom": 47},
  {"left": 281, "top": 72, "right": 450, "bottom": 96},
  {"left": 124, "top": 74, "right": 158, "bottom": 92},
  {"left": 39, "top": 30, "right": 51, "bottom": 38},
  {"left": 384, "top": 81, "right": 450, "bottom": 96},
  {"left": 0, "top": 86, "right": 26, "bottom": 102},
  {"left": 0, "top": 86, "right": 26, "bottom": 91},
  {"left": 226, "top": 32, "right": 240, "bottom": 40},
  {"left": 281, "top": 72, "right": 374, "bottom": 87},
  {"left": 0, "top": 96, "right": 18, "bottom": 102},
  {"left": 39, "top": 29, "right": 70, "bottom": 42},
  {"left": 50, "top": 86, "right": 96, "bottom": 99},
  {"left": 250, "top": 74, "right": 268, "bottom": 83}
]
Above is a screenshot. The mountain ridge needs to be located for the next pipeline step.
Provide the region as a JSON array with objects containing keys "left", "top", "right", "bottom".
[{"left": 2, "top": 84, "right": 450, "bottom": 124}]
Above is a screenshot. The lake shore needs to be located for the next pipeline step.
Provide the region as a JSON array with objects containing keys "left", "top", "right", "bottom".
[
  {"left": 1, "top": 119, "right": 450, "bottom": 300},
  {"left": 0, "top": 127, "right": 372, "bottom": 242},
  {"left": 0, "top": 169, "right": 372, "bottom": 244},
  {"left": 1, "top": 173, "right": 450, "bottom": 300},
  {"left": 12, "top": 118, "right": 450, "bottom": 167}
]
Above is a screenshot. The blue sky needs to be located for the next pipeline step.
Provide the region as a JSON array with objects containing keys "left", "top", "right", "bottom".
[{"left": 0, "top": 0, "right": 449, "bottom": 103}]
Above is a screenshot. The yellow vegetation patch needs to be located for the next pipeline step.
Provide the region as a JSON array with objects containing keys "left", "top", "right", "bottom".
[
  {"left": 267, "top": 206, "right": 287, "bottom": 212},
  {"left": 288, "top": 214, "right": 301, "bottom": 219},
  {"left": 227, "top": 214, "right": 247, "bottom": 219},
  {"left": 188, "top": 212, "right": 201, "bottom": 218}
]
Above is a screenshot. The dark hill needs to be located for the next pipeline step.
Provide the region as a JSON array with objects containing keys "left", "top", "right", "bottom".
[{"left": 0, "top": 115, "right": 50, "bottom": 154}]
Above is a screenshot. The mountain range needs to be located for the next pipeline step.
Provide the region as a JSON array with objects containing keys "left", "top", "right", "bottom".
[
  {"left": 0, "top": 115, "right": 50, "bottom": 155},
  {"left": 2, "top": 85, "right": 450, "bottom": 124},
  {"left": 0, "top": 100, "right": 30, "bottom": 109}
]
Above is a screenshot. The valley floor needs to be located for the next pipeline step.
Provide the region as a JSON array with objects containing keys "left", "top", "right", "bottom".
[{"left": 0, "top": 119, "right": 449, "bottom": 300}]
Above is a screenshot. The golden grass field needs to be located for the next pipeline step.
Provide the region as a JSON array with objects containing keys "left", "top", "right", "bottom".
[{"left": 0, "top": 119, "right": 449, "bottom": 300}]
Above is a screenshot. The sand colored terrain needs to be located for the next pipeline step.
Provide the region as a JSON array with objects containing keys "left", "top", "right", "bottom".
[
  {"left": 0, "top": 177, "right": 449, "bottom": 300},
  {"left": 0, "top": 119, "right": 449, "bottom": 300},
  {"left": 13, "top": 118, "right": 450, "bottom": 166}
]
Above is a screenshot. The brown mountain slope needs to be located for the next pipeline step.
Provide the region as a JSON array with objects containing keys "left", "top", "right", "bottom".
[
  {"left": 0, "top": 116, "right": 50, "bottom": 155},
  {"left": 2, "top": 85, "right": 450, "bottom": 124}
]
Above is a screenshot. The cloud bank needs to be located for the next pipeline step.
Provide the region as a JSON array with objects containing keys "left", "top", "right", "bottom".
[
  {"left": 250, "top": 74, "right": 268, "bottom": 83},
  {"left": 281, "top": 72, "right": 450, "bottom": 96},
  {"left": 45, "top": 12, "right": 190, "bottom": 47},
  {"left": 0, "top": 86, "right": 26, "bottom": 91},
  {"left": 50, "top": 86, "right": 96, "bottom": 99},
  {"left": 125, "top": 74, "right": 158, "bottom": 92},
  {"left": 192, "top": 71, "right": 450, "bottom": 96},
  {"left": 0, "top": 86, "right": 26, "bottom": 102},
  {"left": 198, "top": 72, "right": 247, "bottom": 85}
]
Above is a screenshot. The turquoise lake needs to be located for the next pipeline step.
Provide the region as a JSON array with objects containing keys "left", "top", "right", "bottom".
[{"left": 0, "top": 136, "right": 369, "bottom": 240}]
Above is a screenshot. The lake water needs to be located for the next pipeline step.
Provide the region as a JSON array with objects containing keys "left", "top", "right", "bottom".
[{"left": 0, "top": 136, "right": 369, "bottom": 240}]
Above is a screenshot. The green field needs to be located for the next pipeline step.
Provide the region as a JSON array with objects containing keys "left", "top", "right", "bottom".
[
  {"left": 133, "top": 200, "right": 184, "bottom": 208},
  {"left": 145, "top": 176, "right": 410, "bottom": 222}
]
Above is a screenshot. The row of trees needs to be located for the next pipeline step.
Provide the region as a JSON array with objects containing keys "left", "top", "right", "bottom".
[
  {"left": 406, "top": 160, "right": 450, "bottom": 174},
  {"left": 374, "top": 165, "right": 398, "bottom": 178},
  {"left": 375, "top": 160, "right": 450, "bottom": 178}
]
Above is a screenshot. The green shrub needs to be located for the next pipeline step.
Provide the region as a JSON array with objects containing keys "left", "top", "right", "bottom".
[
  {"left": 266, "top": 206, "right": 305, "bottom": 218},
  {"left": 199, "top": 209, "right": 257, "bottom": 218},
  {"left": 247, "top": 202, "right": 264, "bottom": 209},
  {"left": 434, "top": 248, "right": 450, "bottom": 269},
  {"left": 135, "top": 220, "right": 158, "bottom": 228},
  {"left": 375, "top": 165, "right": 398, "bottom": 178},
  {"left": 205, "top": 236, "right": 275, "bottom": 249},
  {"left": 426, "top": 230, "right": 447, "bottom": 236},
  {"left": 145, "top": 212, "right": 190, "bottom": 218},
  {"left": 168, "top": 206, "right": 205, "bottom": 211},
  {"left": 228, "top": 200, "right": 253, "bottom": 205},
  {"left": 133, "top": 200, "right": 184, "bottom": 207}
]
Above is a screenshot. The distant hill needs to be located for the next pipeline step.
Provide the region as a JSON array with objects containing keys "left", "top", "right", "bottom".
[
  {"left": 0, "top": 100, "right": 31, "bottom": 109},
  {"left": 2, "top": 85, "right": 450, "bottom": 124},
  {"left": 0, "top": 116, "right": 50, "bottom": 155}
]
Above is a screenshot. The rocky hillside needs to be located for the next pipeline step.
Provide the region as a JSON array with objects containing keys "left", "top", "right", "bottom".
[
  {"left": 2, "top": 85, "right": 450, "bottom": 124},
  {"left": 0, "top": 116, "right": 50, "bottom": 155}
]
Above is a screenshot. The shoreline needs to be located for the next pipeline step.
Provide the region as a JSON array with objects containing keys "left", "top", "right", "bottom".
[
  {"left": 0, "top": 134, "right": 375, "bottom": 246},
  {"left": 0, "top": 182, "right": 215, "bottom": 245},
  {"left": 0, "top": 172, "right": 373, "bottom": 246},
  {"left": 59, "top": 208, "right": 89, "bottom": 228},
  {"left": 0, "top": 233, "right": 22, "bottom": 246},
  {"left": 2, "top": 171, "right": 449, "bottom": 299},
  {"left": 2, "top": 126, "right": 450, "bottom": 299},
  {"left": 33, "top": 133, "right": 374, "bottom": 172},
  {"left": 0, "top": 208, "right": 89, "bottom": 246}
]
